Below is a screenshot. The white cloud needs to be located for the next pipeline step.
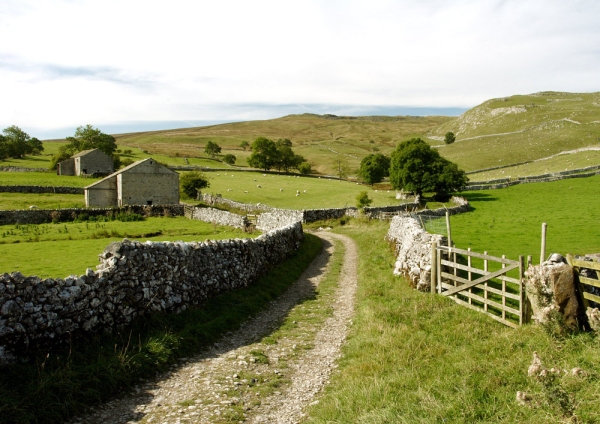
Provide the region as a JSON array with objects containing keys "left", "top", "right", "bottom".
[{"left": 1, "top": 0, "right": 599, "bottom": 134}]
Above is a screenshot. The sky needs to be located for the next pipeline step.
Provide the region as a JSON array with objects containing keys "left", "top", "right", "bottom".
[{"left": 1, "top": 0, "right": 599, "bottom": 139}]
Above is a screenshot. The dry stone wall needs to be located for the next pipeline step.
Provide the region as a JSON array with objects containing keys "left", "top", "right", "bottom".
[
  {"left": 386, "top": 197, "right": 468, "bottom": 291},
  {"left": 0, "top": 205, "right": 184, "bottom": 225},
  {"left": 0, "top": 185, "right": 83, "bottom": 194},
  {"left": 0, "top": 222, "right": 304, "bottom": 363},
  {"left": 188, "top": 206, "right": 247, "bottom": 229}
]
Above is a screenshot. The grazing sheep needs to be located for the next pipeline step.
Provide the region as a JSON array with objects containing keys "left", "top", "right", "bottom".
[
  {"left": 263, "top": 174, "right": 266, "bottom": 177},
  {"left": 227, "top": 189, "right": 232, "bottom": 192},
  {"left": 280, "top": 188, "right": 284, "bottom": 192},
  {"left": 303, "top": 190, "right": 307, "bottom": 193},
  {"left": 257, "top": 185, "right": 261, "bottom": 188},
  {"left": 244, "top": 191, "right": 248, "bottom": 193},
  {"left": 254, "top": 179, "right": 257, "bottom": 181},
  {"left": 29, "top": 205, "right": 38, "bottom": 209},
  {"left": 296, "top": 190, "right": 300, "bottom": 194},
  {"left": 296, "top": 193, "right": 299, "bottom": 196}
]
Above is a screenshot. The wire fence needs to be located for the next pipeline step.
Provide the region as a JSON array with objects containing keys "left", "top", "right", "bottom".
[{"left": 410, "top": 212, "right": 448, "bottom": 236}]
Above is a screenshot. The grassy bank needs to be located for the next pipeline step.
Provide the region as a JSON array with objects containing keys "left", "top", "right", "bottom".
[
  {"left": 306, "top": 220, "right": 600, "bottom": 423},
  {"left": 0, "top": 233, "right": 322, "bottom": 424},
  {"left": 0, "top": 217, "right": 257, "bottom": 277}
]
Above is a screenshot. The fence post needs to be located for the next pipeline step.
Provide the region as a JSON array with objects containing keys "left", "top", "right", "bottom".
[
  {"left": 519, "top": 255, "right": 526, "bottom": 325},
  {"left": 540, "top": 222, "right": 547, "bottom": 264},
  {"left": 431, "top": 241, "right": 437, "bottom": 294},
  {"left": 445, "top": 210, "right": 452, "bottom": 249},
  {"left": 484, "top": 251, "right": 488, "bottom": 312}
]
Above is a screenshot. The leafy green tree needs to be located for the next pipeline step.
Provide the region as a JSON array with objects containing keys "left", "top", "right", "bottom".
[
  {"left": 445, "top": 131, "right": 456, "bottom": 145},
  {"left": 180, "top": 171, "right": 210, "bottom": 199},
  {"left": 1, "top": 125, "right": 43, "bottom": 159},
  {"left": 50, "top": 125, "right": 117, "bottom": 170},
  {"left": 204, "top": 141, "right": 221, "bottom": 158},
  {"left": 390, "top": 138, "right": 467, "bottom": 199},
  {"left": 247, "top": 137, "right": 280, "bottom": 171},
  {"left": 223, "top": 154, "right": 236, "bottom": 165},
  {"left": 356, "top": 191, "right": 373, "bottom": 209},
  {"left": 275, "top": 138, "right": 293, "bottom": 147},
  {"left": 240, "top": 140, "right": 250, "bottom": 150},
  {"left": 67, "top": 124, "right": 117, "bottom": 156},
  {"left": 358, "top": 153, "right": 390, "bottom": 185},
  {"left": 298, "top": 162, "right": 312, "bottom": 175}
]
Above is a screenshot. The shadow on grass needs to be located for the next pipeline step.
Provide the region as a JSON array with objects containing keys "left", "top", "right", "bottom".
[
  {"left": 0, "top": 234, "right": 324, "bottom": 424},
  {"left": 459, "top": 192, "right": 498, "bottom": 202}
]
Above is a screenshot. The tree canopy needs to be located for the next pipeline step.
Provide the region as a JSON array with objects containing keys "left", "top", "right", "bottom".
[
  {"left": 180, "top": 171, "right": 210, "bottom": 199},
  {"left": 247, "top": 137, "right": 305, "bottom": 173},
  {"left": 389, "top": 138, "right": 467, "bottom": 199},
  {"left": 445, "top": 131, "right": 456, "bottom": 145},
  {"left": 0, "top": 126, "right": 43, "bottom": 160},
  {"left": 222, "top": 154, "right": 236, "bottom": 165},
  {"left": 50, "top": 125, "right": 118, "bottom": 170},
  {"left": 204, "top": 141, "right": 221, "bottom": 158},
  {"left": 358, "top": 153, "right": 390, "bottom": 185}
]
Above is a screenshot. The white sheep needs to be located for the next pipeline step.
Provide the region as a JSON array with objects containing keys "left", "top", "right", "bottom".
[
  {"left": 296, "top": 193, "right": 299, "bottom": 196},
  {"left": 257, "top": 185, "right": 262, "bottom": 188},
  {"left": 29, "top": 205, "right": 38, "bottom": 209},
  {"left": 280, "top": 188, "right": 284, "bottom": 192},
  {"left": 296, "top": 190, "right": 300, "bottom": 194},
  {"left": 227, "top": 189, "right": 232, "bottom": 192},
  {"left": 244, "top": 191, "right": 248, "bottom": 193},
  {"left": 303, "top": 190, "right": 307, "bottom": 193}
]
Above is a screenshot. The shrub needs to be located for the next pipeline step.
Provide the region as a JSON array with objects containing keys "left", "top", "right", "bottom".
[
  {"left": 356, "top": 191, "right": 373, "bottom": 209},
  {"left": 180, "top": 171, "right": 210, "bottom": 199}
]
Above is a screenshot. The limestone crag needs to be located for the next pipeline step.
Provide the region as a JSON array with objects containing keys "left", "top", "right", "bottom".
[{"left": 0, "top": 222, "right": 303, "bottom": 363}]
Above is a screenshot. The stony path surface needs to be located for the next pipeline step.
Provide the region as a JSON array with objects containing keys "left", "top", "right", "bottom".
[{"left": 70, "top": 231, "right": 357, "bottom": 424}]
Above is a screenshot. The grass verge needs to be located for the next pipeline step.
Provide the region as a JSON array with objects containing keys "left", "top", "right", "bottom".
[
  {"left": 306, "top": 220, "right": 600, "bottom": 423},
  {"left": 0, "top": 233, "right": 322, "bottom": 424}
]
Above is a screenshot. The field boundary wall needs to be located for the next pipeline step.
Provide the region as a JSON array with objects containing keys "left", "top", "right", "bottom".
[
  {"left": 385, "top": 197, "right": 469, "bottom": 291},
  {"left": 0, "top": 205, "right": 184, "bottom": 225},
  {"left": 464, "top": 166, "right": 600, "bottom": 190},
  {"left": 0, "top": 185, "right": 83, "bottom": 194},
  {"left": 0, "top": 218, "right": 303, "bottom": 363}
]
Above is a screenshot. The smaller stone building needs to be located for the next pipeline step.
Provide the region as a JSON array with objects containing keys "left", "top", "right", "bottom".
[
  {"left": 57, "top": 149, "right": 114, "bottom": 176},
  {"left": 84, "top": 158, "right": 179, "bottom": 207}
]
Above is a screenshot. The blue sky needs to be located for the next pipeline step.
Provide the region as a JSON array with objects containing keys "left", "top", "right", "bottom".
[{"left": 1, "top": 0, "right": 599, "bottom": 139}]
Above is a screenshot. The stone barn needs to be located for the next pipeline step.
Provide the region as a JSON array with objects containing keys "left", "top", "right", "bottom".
[
  {"left": 84, "top": 158, "right": 179, "bottom": 207},
  {"left": 57, "top": 149, "right": 114, "bottom": 176}
]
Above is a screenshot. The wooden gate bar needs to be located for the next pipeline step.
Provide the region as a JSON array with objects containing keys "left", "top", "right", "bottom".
[{"left": 441, "top": 263, "right": 519, "bottom": 297}]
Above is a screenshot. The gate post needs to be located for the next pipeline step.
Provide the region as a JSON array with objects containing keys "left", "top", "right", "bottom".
[
  {"left": 519, "top": 255, "right": 527, "bottom": 325},
  {"left": 431, "top": 241, "right": 438, "bottom": 294}
]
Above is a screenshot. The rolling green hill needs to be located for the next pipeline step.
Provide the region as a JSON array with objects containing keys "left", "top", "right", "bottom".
[{"left": 428, "top": 91, "right": 600, "bottom": 174}]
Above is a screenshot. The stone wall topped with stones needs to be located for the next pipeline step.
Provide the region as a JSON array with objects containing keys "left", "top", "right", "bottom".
[
  {"left": 188, "top": 206, "right": 247, "bottom": 229},
  {"left": 257, "top": 210, "right": 304, "bottom": 232},
  {"left": 0, "top": 205, "right": 184, "bottom": 226},
  {"left": 0, "top": 185, "right": 84, "bottom": 194},
  {"left": 386, "top": 198, "right": 468, "bottom": 291},
  {"left": 386, "top": 216, "right": 446, "bottom": 291},
  {"left": 0, "top": 221, "right": 304, "bottom": 363}
]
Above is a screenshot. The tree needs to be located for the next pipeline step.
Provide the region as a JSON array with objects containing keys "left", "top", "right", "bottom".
[
  {"left": 240, "top": 141, "right": 250, "bottom": 150},
  {"left": 247, "top": 137, "right": 279, "bottom": 171},
  {"left": 180, "top": 171, "right": 210, "bottom": 199},
  {"left": 445, "top": 131, "right": 456, "bottom": 145},
  {"left": 223, "top": 154, "right": 236, "bottom": 165},
  {"left": 275, "top": 138, "right": 292, "bottom": 147},
  {"left": 67, "top": 124, "right": 117, "bottom": 156},
  {"left": 298, "top": 162, "right": 312, "bottom": 175},
  {"left": 332, "top": 155, "right": 350, "bottom": 179},
  {"left": 1, "top": 125, "right": 43, "bottom": 159},
  {"left": 50, "top": 125, "right": 117, "bottom": 170},
  {"left": 356, "top": 191, "right": 373, "bottom": 209},
  {"left": 205, "top": 141, "right": 221, "bottom": 158},
  {"left": 389, "top": 138, "right": 467, "bottom": 199},
  {"left": 358, "top": 153, "right": 390, "bottom": 185}
]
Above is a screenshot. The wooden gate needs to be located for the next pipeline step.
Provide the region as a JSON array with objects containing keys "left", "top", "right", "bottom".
[
  {"left": 432, "top": 244, "right": 528, "bottom": 328},
  {"left": 567, "top": 255, "right": 600, "bottom": 309}
]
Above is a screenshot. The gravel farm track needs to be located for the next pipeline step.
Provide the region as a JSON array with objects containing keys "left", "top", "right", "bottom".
[{"left": 69, "top": 231, "right": 358, "bottom": 424}]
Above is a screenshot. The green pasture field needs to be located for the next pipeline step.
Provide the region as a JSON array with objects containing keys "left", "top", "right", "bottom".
[
  {"left": 193, "top": 170, "right": 404, "bottom": 209},
  {"left": 304, "top": 220, "right": 600, "bottom": 423},
  {"left": 447, "top": 175, "right": 600, "bottom": 262},
  {"left": 0, "top": 192, "right": 85, "bottom": 210},
  {"left": 0, "top": 217, "right": 257, "bottom": 278},
  {"left": 468, "top": 149, "right": 600, "bottom": 182},
  {"left": 0, "top": 171, "right": 100, "bottom": 187}
]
